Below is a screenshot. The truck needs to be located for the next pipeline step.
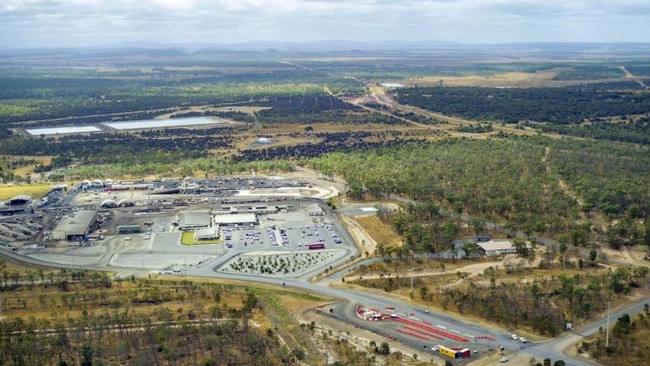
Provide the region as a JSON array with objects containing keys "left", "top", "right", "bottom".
[
  {"left": 308, "top": 243, "right": 325, "bottom": 250},
  {"left": 436, "top": 345, "right": 471, "bottom": 359}
]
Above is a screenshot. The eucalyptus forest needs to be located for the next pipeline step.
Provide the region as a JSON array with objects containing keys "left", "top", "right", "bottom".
[{"left": 1, "top": 43, "right": 650, "bottom": 365}]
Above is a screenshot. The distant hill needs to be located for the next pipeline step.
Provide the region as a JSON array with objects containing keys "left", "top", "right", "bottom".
[{"left": 2, "top": 41, "right": 649, "bottom": 60}]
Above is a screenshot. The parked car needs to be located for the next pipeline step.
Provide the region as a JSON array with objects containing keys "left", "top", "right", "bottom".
[{"left": 499, "top": 356, "right": 509, "bottom": 363}]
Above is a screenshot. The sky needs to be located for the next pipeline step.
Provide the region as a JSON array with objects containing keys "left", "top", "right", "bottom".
[{"left": 1, "top": 0, "right": 649, "bottom": 49}]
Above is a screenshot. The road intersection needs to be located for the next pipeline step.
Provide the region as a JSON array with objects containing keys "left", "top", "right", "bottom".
[{"left": 2, "top": 173, "right": 648, "bottom": 365}]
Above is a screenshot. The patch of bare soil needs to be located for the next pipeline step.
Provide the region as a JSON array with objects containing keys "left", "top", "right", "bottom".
[
  {"left": 341, "top": 216, "right": 378, "bottom": 256},
  {"left": 605, "top": 246, "right": 650, "bottom": 267}
]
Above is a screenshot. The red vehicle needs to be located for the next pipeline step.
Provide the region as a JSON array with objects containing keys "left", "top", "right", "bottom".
[{"left": 308, "top": 243, "right": 325, "bottom": 250}]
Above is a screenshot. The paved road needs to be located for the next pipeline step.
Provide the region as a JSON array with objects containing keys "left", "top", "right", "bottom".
[
  {"left": 190, "top": 256, "right": 649, "bottom": 366},
  {"left": 3, "top": 188, "right": 649, "bottom": 365},
  {"left": 3, "top": 227, "right": 648, "bottom": 366}
]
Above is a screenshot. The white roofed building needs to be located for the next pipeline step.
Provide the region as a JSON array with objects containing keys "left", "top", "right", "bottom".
[
  {"left": 475, "top": 240, "right": 517, "bottom": 256},
  {"left": 178, "top": 211, "right": 212, "bottom": 230},
  {"left": 194, "top": 227, "right": 220, "bottom": 241},
  {"left": 213, "top": 213, "right": 258, "bottom": 227}
]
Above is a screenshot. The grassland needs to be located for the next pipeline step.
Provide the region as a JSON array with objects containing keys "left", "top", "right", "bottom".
[
  {"left": 0, "top": 182, "right": 52, "bottom": 200},
  {"left": 180, "top": 230, "right": 222, "bottom": 245},
  {"left": 355, "top": 214, "right": 403, "bottom": 248}
]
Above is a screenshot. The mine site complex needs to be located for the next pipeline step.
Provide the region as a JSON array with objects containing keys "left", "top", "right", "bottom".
[{"left": 0, "top": 175, "right": 359, "bottom": 279}]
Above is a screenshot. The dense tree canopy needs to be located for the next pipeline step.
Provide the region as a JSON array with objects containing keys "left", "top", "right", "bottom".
[{"left": 308, "top": 136, "right": 650, "bottom": 242}]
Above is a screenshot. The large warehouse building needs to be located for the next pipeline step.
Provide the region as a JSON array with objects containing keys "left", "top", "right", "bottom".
[
  {"left": 213, "top": 213, "right": 258, "bottom": 227},
  {"left": 51, "top": 210, "right": 98, "bottom": 241},
  {"left": 178, "top": 211, "right": 212, "bottom": 230}
]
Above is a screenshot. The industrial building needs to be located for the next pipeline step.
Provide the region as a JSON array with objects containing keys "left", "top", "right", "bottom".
[
  {"left": 117, "top": 225, "right": 141, "bottom": 234},
  {"left": 193, "top": 227, "right": 220, "bottom": 241},
  {"left": 51, "top": 210, "right": 98, "bottom": 241},
  {"left": 214, "top": 205, "right": 278, "bottom": 215},
  {"left": 308, "top": 206, "right": 324, "bottom": 216},
  {"left": 213, "top": 213, "right": 258, "bottom": 227},
  {"left": 0, "top": 195, "right": 33, "bottom": 215},
  {"left": 178, "top": 211, "right": 212, "bottom": 230}
]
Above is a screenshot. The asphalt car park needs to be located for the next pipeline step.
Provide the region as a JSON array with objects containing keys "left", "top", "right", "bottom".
[{"left": 8, "top": 176, "right": 356, "bottom": 279}]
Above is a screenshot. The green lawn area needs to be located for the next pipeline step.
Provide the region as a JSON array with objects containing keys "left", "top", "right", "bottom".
[{"left": 180, "top": 231, "right": 222, "bottom": 245}]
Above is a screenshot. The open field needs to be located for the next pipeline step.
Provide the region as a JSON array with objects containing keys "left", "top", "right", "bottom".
[
  {"left": 180, "top": 230, "right": 222, "bottom": 245},
  {"left": 0, "top": 183, "right": 52, "bottom": 200},
  {"left": 412, "top": 70, "right": 564, "bottom": 87},
  {"left": 355, "top": 214, "right": 403, "bottom": 248}
]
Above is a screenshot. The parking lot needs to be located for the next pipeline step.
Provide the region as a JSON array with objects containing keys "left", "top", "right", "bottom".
[
  {"left": 10, "top": 176, "right": 357, "bottom": 278},
  {"left": 225, "top": 221, "right": 344, "bottom": 252}
]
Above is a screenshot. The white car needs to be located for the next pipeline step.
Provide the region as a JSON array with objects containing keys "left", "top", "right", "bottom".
[
  {"left": 519, "top": 337, "right": 528, "bottom": 343},
  {"left": 499, "top": 356, "right": 509, "bottom": 363},
  {"left": 511, "top": 334, "right": 518, "bottom": 340}
]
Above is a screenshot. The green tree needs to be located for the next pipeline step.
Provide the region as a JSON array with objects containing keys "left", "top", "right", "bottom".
[
  {"left": 0, "top": 260, "right": 8, "bottom": 287},
  {"left": 558, "top": 242, "right": 568, "bottom": 268},
  {"left": 513, "top": 238, "right": 529, "bottom": 257},
  {"left": 557, "top": 274, "right": 576, "bottom": 309},
  {"left": 379, "top": 342, "right": 390, "bottom": 355},
  {"left": 589, "top": 249, "right": 598, "bottom": 267},
  {"left": 613, "top": 313, "right": 631, "bottom": 335},
  {"left": 81, "top": 344, "right": 94, "bottom": 366}
]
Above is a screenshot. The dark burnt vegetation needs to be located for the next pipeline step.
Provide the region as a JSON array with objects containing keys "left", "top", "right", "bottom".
[
  {"left": 395, "top": 86, "right": 650, "bottom": 124},
  {"left": 255, "top": 93, "right": 407, "bottom": 125},
  {"left": 1, "top": 131, "right": 235, "bottom": 171},
  {"left": 234, "top": 131, "right": 425, "bottom": 162}
]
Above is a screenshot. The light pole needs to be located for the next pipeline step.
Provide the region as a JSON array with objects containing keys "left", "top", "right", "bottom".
[{"left": 606, "top": 301, "right": 610, "bottom": 348}]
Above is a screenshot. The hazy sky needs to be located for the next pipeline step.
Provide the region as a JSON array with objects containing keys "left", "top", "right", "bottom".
[{"left": 1, "top": 0, "right": 649, "bottom": 48}]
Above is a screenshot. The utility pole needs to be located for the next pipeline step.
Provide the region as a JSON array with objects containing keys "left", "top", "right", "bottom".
[{"left": 606, "top": 301, "right": 610, "bottom": 348}]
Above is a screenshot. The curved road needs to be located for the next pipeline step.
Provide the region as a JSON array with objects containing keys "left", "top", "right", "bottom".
[{"left": 3, "top": 194, "right": 648, "bottom": 365}]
